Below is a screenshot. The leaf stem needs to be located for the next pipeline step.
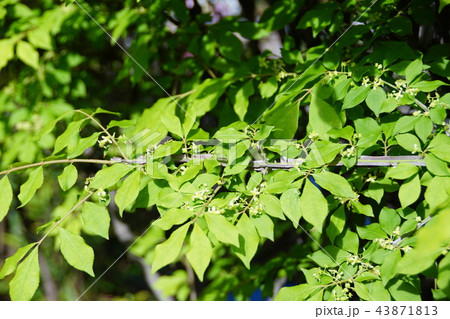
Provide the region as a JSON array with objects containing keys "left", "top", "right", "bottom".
[
  {"left": 37, "top": 192, "right": 94, "bottom": 246},
  {"left": 75, "top": 109, "right": 128, "bottom": 160}
]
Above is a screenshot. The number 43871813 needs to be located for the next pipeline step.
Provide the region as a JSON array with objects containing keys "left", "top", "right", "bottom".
[{"left": 375, "top": 305, "right": 438, "bottom": 316}]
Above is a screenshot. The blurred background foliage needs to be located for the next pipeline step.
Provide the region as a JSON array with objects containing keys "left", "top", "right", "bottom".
[{"left": 0, "top": 0, "right": 449, "bottom": 300}]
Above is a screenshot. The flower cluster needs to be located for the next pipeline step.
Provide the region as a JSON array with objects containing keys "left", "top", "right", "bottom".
[
  {"left": 341, "top": 145, "right": 356, "bottom": 158},
  {"left": 178, "top": 166, "right": 187, "bottom": 175},
  {"left": 84, "top": 177, "right": 93, "bottom": 191},
  {"left": 191, "top": 184, "right": 211, "bottom": 201},
  {"left": 372, "top": 77, "right": 383, "bottom": 89},
  {"left": 97, "top": 188, "right": 108, "bottom": 201},
  {"left": 228, "top": 195, "right": 240, "bottom": 209},
  {"left": 387, "top": 79, "right": 420, "bottom": 101},
  {"left": 374, "top": 237, "right": 411, "bottom": 252},
  {"left": 276, "top": 70, "right": 288, "bottom": 81},
  {"left": 411, "top": 144, "right": 421, "bottom": 154},
  {"left": 333, "top": 193, "right": 359, "bottom": 205},
  {"left": 292, "top": 158, "right": 305, "bottom": 172},
  {"left": 311, "top": 253, "right": 381, "bottom": 301},
  {"left": 98, "top": 133, "right": 115, "bottom": 148},
  {"left": 412, "top": 110, "right": 429, "bottom": 117},
  {"left": 207, "top": 206, "right": 224, "bottom": 215},
  {"left": 308, "top": 131, "right": 320, "bottom": 141}
]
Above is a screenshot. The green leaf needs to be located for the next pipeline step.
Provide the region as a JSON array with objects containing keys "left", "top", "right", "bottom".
[
  {"left": 67, "top": 132, "right": 102, "bottom": 158},
  {"left": 81, "top": 202, "right": 110, "bottom": 239},
  {"left": 439, "top": 0, "right": 450, "bottom": 12},
  {"left": 397, "top": 207, "right": 450, "bottom": 274},
  {"left": 89, "top": 164, "right": 133, "bottom": 190},
  {"left": 300, "top": 179, "right": 328, "bottom": 231},
  {"left": 152, "top": 223, "right": 190, "bottom": 273},
  {"left": 326, "top": 206, "right": 346, "bottom": 244},
  {"left": 332, "top": 76, "right": 351, "bottom": 101},
  {"left": 232, "top": 213, "right": 259, "bottom": 268},
  {"left": 216, "top": 31, "right": 243, "bottom": 62},
  {"left": 309, "top": 88, "right": 343, "bottom": 139},
  {"left": 223, "top": 156, "right": 251, "bottom": 176},
  {"left": 155, "top": 208, "right": 194, "bottom": 231},
  {"left": 429, "top": 107, "right": 446, "bottom": 125},
  {"left": 425, "top": 153, "right": 450, "bottom": 176},
  {"left": 313, "top": 171, "right": 357, "bottom": 199},
  {"left": 354, "top": 282, "right": 372, "bottom": 301},
  {"left": 16, "top": 41, "right": 39, "bottom": 70},
  {"left": 53, "top": 120, "right": 85, "bottom": 155},
  {"left": 399, "top": 174, "right": 421, "bottom": 208},
  {"left": 27, "top": 28, "right": 52, "bottom": 50},
  {"left": 379, "top": 207, "right": 401, "bottom": 235},
  {"left": 59, "top": 228, "right": 95, "bottom": 276},
  {"left": 186, "top": 78, "right": 230, "bottom": 117},
  {"left": 259, "top": 76, "right": 278, "bottom": 98},
  {"left": 213, "top": 127, "right": 248, "bottom": 141},
  {"left": 380, "top": 96, "right": 398, "bottom": 114},
  {"left": 425, "top": 177, "right": 450, "bottom": 212},
  {"left": 232, "top": 80, "right": 254, "bottom": 121},
  {"left": 280, "top": 188, "right": 302, "bottom": 228},
  {"left": 304, "top": 141, "right": 345, "bottom": 167},
  {"left": 58, "top": 165, "right": 78, "bottom": 191},
  {"left": 250, "top": 214, "right": 274, "bottom": 241},
  {"left": 205, "top": 213, "right": 239, "bottom": 246},
  {"left": 351, "top": 201, "right": 374, "bottom": 217},
  {"left": 415, "top": 116, "right": 433, "bottom": 143},
  {"left": 9, "top": 247, "right": 40, "bottom": 301},
  {"left": 368, "top": 281, "right": 391, "bottom": 301},
  {"left": 356, "top": 223, "right": 387, "bottom": 240},
  {"left": 385, "top": 163, "right": 419, "bottom": 180},
  {"left": 115, "top": 170, "right": 141, "bottom": 216},
  {"left": 366, "top": 87, "right": 386, "bottom": 116},
  {"left": 405, "top": 59, "right": 423, "bottom": 84},
  {"left": 355, "top": 117, "right": 382, "bottom": 147},
  {"left": 0, "top": 243, "right": 36, "bottom": 280},
  {"left": 393, "top": 116, "right": 419, "bottom": 135},
  {"left": 399, "top": 218, "right": 417, "bottom": 236},
  {"left": 0, "top": 39, "right": 15, "bottom": 71},
  {"left": 263, "top": 95, "right": 299, "bottom": 139},
  {"left": 18, "top": 166, "right": 44, "bottom": 208},
  {"left": 33, "top": 111, "right": 73, "bottom": 141},
  {"left": 428, "top": 134, "right": 450, "bottom": 162},
  {"left": 0, "top": 176, "right": 13, "bottom": 223},
  {"left": 387, "top": 277, "right": 421, "bottom": 301},
  {"left": 388, "top": 16, "right": 412, "bottom": 36},
  {"left": 411, "top": 80, "right": 448, "bottom": 92},
  {"left": 275, "top": 284, "right": 322, "bottom": 301},
  {"left": 153, "top": 270, "right": 189, "bottom": 300},
  {"left": 380, "top": 250, "right": 402, "bottom": 285},
  {"left": 335, "top": 229, "right": 359, "bottom": 254},
  {"left": 186, "top": 223, "right": 212, "bottom": 281},
  {"left": 259, "top": 193, "right": 285, "bottom": 220},
  {"left": 160, "top": 102, "right": 184, "bottom": 138},
  {"left": 437, "top": 253, "right": 450, "bottom": 295},
  {"left": 396, "top": 133, "right": 421, "bottom": 152},
  {"left": 308, "top": 246, "right": 348, "bottom": 267},
  {"left": 342, "top": 85, "right": 370, "bottom": 110}
]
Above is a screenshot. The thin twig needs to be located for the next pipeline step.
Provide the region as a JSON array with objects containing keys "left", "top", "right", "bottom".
[
  {"left": 0, "top": 159, "right": 114, "bottom": 176},
  {"left": 75, "top": 109, "right": 128, "bottom": 160},
  {"left": 37, "top": 192, "right": 94, "bottom": 246},
  {"left": 120, "top": 154, "right": 426, "bottom": 168}
]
